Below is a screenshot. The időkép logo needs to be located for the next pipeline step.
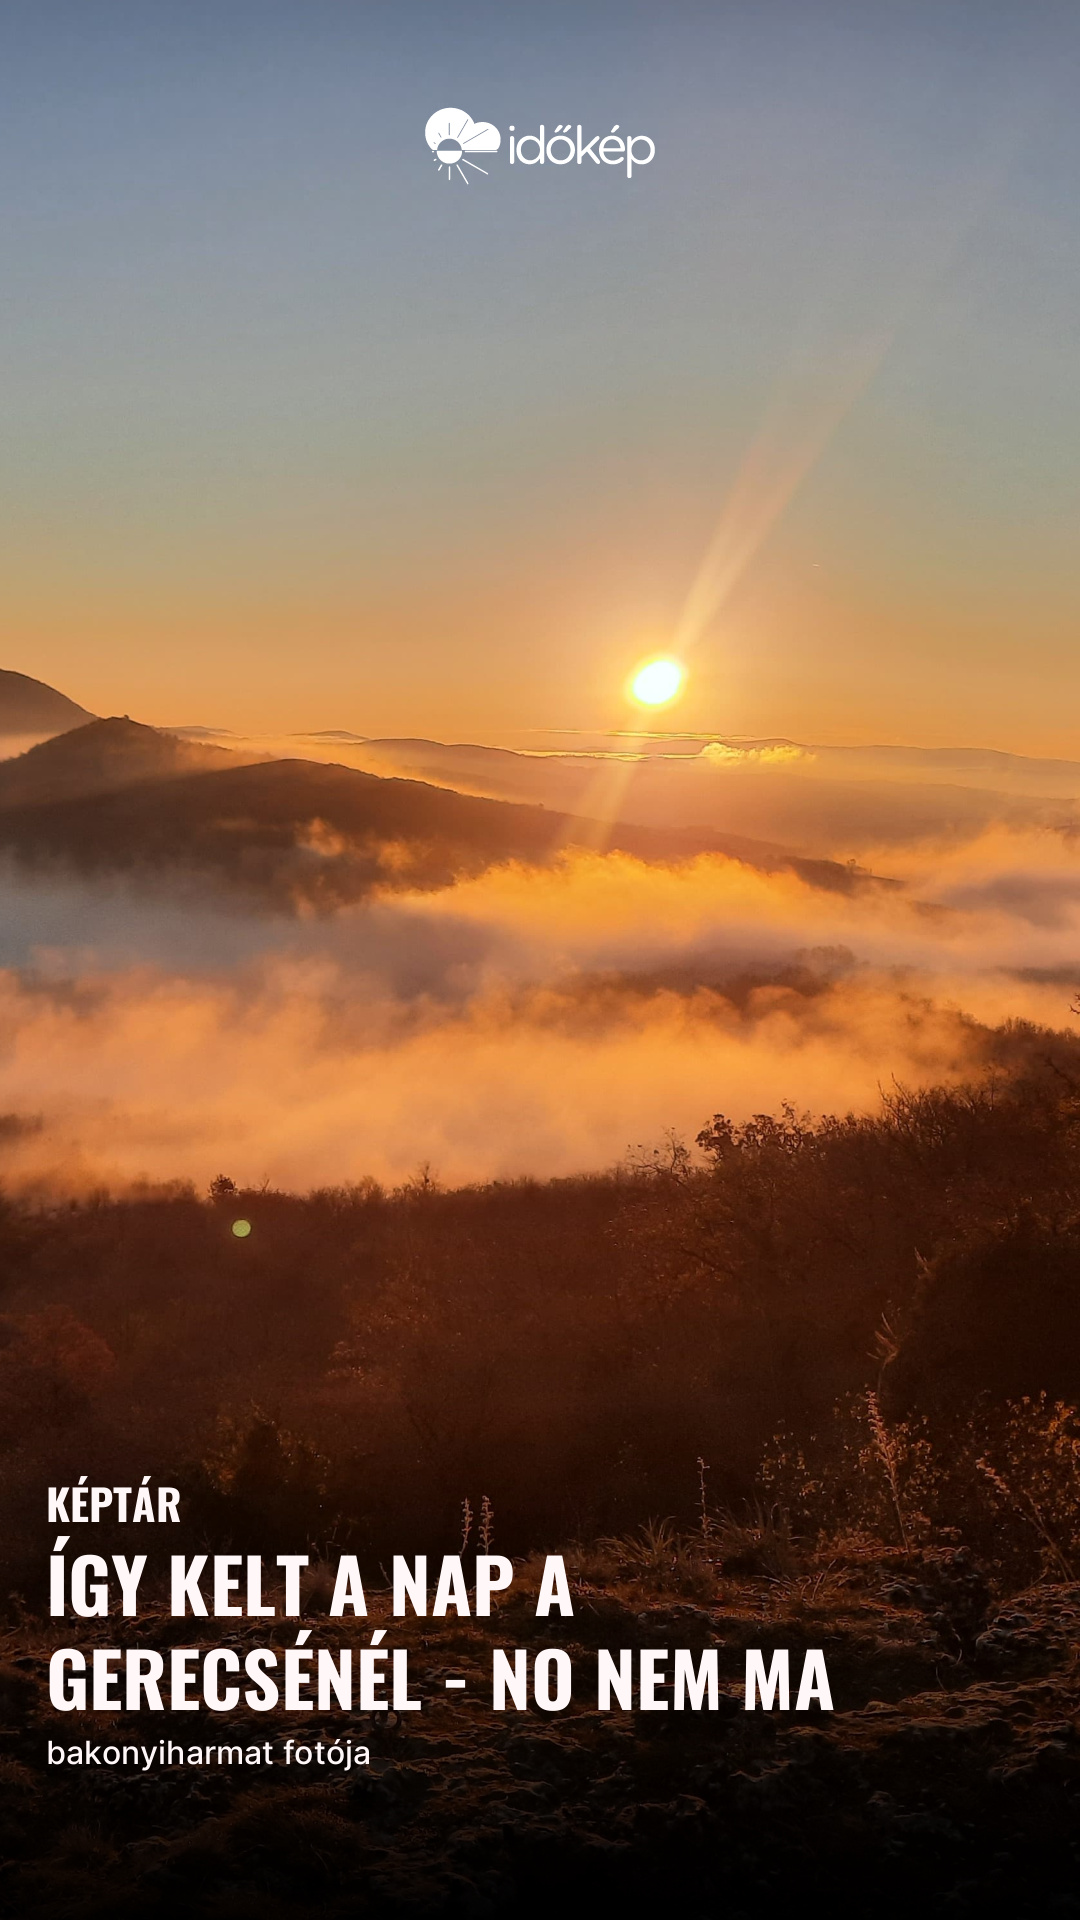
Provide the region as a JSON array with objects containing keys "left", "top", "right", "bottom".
[{"left": 425, "top": 108, "right": 655, "bottom": 185}]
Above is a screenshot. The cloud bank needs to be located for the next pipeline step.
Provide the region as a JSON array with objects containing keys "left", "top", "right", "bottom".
[{"left": 0, "top": 827, "right": 1077, "bottom": 1194}]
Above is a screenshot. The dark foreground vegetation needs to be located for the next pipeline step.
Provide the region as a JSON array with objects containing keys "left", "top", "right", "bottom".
[
  {"left": 5, "top": 1543, "right": 1080, "bottom": 1919},
  {"left": 5, "top": 1016, "right": 1080, "bottom": 1911}
]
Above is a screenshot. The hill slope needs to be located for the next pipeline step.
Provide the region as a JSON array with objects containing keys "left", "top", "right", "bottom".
[
  {"left": 0, "top": 723, "right": 882, "bottom": 910},
  {"left": 0, "top": 669, "right": 94, "bottom": 736},
  {"left": 0, "top": 716, "right": 241, "bottom": 808}
]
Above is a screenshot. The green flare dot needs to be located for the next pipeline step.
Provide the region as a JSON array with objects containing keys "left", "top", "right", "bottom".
[{"left": 231, "top": 1219, "right": 252, "bottom": 1238}]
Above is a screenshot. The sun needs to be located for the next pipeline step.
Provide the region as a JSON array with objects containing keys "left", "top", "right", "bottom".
[{"left": 630, "top": 658, "right": 684, "bottom": 708}]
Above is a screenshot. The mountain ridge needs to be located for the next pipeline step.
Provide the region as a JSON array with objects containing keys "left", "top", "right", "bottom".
[
  {"left": 0, "top": 719, "right": 883, "bottom": 912},
  {"left": 0, "top": 715, "right": 244, "bottom": 808}
]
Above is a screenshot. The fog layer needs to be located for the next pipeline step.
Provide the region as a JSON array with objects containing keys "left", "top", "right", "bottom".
[{"left": 0, "top": 822, "right": 1076, "bottom": 1193}]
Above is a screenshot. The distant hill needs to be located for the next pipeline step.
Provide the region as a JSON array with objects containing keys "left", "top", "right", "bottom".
[
  {"left": 333, "top": 733, "right": 1080, "bottom": 855},
  {"left": 0, "top": 723, "right": 883, "bottom": 911},
  {"left": 0, "top": 716, "right": 241, "bottom": 809},
  {"left": 0, "top": 669, "right": 94, "bottom": 736}
]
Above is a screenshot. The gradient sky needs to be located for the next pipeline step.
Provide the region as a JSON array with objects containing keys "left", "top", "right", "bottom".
[{"left": 1, "top": 0, "right": 1078, "bottom": 749}]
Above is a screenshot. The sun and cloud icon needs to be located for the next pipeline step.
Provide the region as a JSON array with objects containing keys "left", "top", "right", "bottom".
[{"left": 425, "top": 108, "right": 501, "bottom": 183}]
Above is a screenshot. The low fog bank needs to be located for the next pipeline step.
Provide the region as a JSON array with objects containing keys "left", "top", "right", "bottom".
[{"left": 0, "top": 825, "right": 1078, "bottom": 1194}]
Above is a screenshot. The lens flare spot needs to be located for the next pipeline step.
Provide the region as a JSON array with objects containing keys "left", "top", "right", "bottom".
[
  {"left": 231, "top": 1219, "right": 252, "bottom": 1238},
  {"left": 631, "top": 658, "right": 684, "bottom": 707}
]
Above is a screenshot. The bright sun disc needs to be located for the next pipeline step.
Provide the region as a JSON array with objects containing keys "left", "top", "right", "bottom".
[{"left": 631, "top": 658, "right": 684, "bottom": 707}]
